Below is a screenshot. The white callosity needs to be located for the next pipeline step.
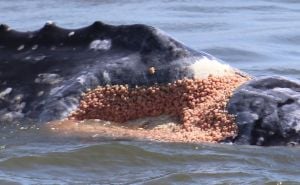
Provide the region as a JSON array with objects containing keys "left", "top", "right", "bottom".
[{"left": 189, "top": 57, "right": 235, "bottom": 79}]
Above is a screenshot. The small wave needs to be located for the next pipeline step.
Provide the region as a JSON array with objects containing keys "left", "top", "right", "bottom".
[{"left": 0, "top": 142, "right": 299, "bottom": 184}]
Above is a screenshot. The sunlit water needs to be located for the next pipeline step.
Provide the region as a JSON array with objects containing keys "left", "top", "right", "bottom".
[{"left": 0, "top": 0, "right": 300, "bottom": 184}]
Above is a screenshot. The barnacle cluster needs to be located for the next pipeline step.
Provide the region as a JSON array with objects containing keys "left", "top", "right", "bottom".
[{"left": 67, "top": 74, "right": 249, "bottom": 142}]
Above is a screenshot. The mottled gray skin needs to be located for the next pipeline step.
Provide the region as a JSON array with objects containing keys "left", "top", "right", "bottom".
[
  {"left": 228, "top": 76, "right": 300, "bottom": 146},
  {"left": 0, "top": 21, "right": 218, "bottom": 124}
]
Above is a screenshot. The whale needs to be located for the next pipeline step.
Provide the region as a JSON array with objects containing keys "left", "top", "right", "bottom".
[{"left": 0, "top": 21, "right": 299, "bottom": 146}]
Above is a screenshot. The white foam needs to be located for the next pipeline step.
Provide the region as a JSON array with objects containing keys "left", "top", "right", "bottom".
[
  {"left": 89, "top": 39, "right": 111, "bottom": 51},
  {"left": 188, "top": 57, "right": 235, "bottom": 78}
]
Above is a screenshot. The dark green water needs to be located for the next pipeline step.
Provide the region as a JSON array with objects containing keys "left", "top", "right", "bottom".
[{"left": 1, "top": 0, "right": 300, "bottom": 184}]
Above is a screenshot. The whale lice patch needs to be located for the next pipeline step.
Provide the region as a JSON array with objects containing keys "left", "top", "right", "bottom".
[{"left": 63, "top": 74, "right": 250, "bottom": 143}]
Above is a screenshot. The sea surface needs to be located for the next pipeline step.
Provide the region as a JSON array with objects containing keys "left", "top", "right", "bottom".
[{"left": 0, "top": 0, "right": 300, "bottom": 184}]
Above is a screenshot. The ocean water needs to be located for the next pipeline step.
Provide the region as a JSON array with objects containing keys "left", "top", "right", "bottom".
[{"left": 0, "top": 0, "right": 300, "bottom": 184}]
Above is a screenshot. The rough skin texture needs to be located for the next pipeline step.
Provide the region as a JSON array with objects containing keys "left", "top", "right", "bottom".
[
  {"left": 65, "top": 74, "right": 249, "bottom": 143},
  {"left": 228, "top": 76, "right": 300, "bottom": 146}
]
